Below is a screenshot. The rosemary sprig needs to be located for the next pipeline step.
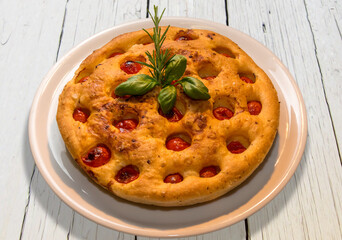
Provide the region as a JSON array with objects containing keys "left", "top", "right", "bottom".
[
  {"left": 115, "top": 6, "right": 210, "bottom": 114},
  {"left": 138, "top": 6, "right": 173, "bottom": 85}
]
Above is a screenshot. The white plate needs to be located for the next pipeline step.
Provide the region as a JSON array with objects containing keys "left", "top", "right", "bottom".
[{"left": 29, "top": 17, "right": 307, "bottom": 238}]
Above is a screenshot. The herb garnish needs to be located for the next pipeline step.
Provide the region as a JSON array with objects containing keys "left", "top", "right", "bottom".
[{"left": 115, "top": 6, "right": 210, "bottom": 114}]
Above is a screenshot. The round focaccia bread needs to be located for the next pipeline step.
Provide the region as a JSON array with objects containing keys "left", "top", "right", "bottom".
[{"left": 57, "top": 27, "right": 279, "bottom": 206}]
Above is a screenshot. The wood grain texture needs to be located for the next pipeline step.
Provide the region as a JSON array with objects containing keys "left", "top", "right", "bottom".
[
  {"left": 227, "top": 0, "right": 342, "bottom": 239},
  {"left": 0, "top": 1, "right": 67, "bottom": 239},
  {"left": 1, "top": 0, "right": 341, "bottom": 239},
  {"left": 19, "top": 0, "right": 144, "bottom": 239},
  {"left": 304, "top": 0, "right": 342, "bottom": 157}
]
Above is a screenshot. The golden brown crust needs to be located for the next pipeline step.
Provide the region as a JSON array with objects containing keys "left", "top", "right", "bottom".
[{"left": 56, "top": 27, "right": 279, "bottom": 206}]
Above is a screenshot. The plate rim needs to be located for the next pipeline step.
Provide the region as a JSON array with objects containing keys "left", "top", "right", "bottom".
[{"left": 29, "top": 17, "right": 307, "bottom": 237}]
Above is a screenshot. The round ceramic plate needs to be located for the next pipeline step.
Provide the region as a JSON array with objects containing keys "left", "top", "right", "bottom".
[{"left": 29, "top": 17, "right": 307, "bottom": 238}]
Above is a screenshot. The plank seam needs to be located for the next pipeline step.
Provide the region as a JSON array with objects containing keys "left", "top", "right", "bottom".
[
  {"left": 19, "top": 166, "right": 36, "bottom": 240},
  {"left": 303, "top": 0, "right": 342, "bottom": 165},
  {"left": 303, "top": 0, "right": 342, "bottom": 233},
  {"left": 224, "top": 0, "right": 229, "bottom": 26},
  {"left": 66, "top": 211, "right": 75, "bottom": 240},
  {"left": 146, "top": 0, "right": 150, "bottom": 18},
  {"left": 244, "top": 219, "right": 250, "bottom": 240},
  {"left": 55, "top": 0, "right": 69, "bottom": 62},
  {"left": 334, "top": 16, "right": 342, "bottom": 40}
]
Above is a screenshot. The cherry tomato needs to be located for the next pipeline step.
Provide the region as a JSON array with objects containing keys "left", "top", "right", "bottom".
[
  {"left": 115, "top": 119, "right": 138, "bottom": 132},
  {"left": 164, "top": 173, "right": 183, "bottom": 183},
  {"left": 200, "top": 166, "right": 220, "bottom": 178},
  {"left": 78, "top": 76, "right": 89, "bottom": 83},
  {"left": 166, "top": 137, "right": 190, "bottom": 151},
  {"left": 240, "top": 76, "right": 254, "bottom": 84},
  {"left": 159, "top": 107, "right": 183, "bottom": 122},
  {"left": 203, "top": 76, "right": 216, "bottom": 80},
  {"left": 227, "top": 141, "right": 246, "bottom": 154},
  {"left": 120, "top": 61, "right": 142, "bottom": 74},
  {"left": 109, "top": 52, "right": 122, "bottom": 58},
  {"left": 73, "top": 108, "right": 90, "bottom": 123},
  {"left": 115, "top": 165, "right": 139, "bottom": 183},
  {"left": 82, "top": 145, "right": 111, "bottom": 167},
  {"left": 111, "top": 91, "right": 131, "bottom": 99},
  {"left": 175, "top": 36, "right": 192, "bottom": 41},
  {"left": 213, "top": 107, "right": 234, "bottom": 120},
  {"left": 247, "top": 101, "right": 262, "bottom": 115},
  {"left": 221, "top": 53, "right": 231, "bottom": 58}
]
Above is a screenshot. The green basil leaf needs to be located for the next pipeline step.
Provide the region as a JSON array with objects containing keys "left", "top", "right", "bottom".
[
  {"left": 115, "top": 74, "right": 157, "bottom": 96},
  {"left": 158, "top": 85, "right": 177, "bottom": 114},
  {"left": 164, "top": 55, "right": 187, "bottom": 85},
  {"left": 179, "top": 77, "right": 211, "bottom": 100}
]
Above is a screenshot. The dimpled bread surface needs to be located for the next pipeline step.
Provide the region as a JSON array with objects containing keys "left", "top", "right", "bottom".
[{"left": 56, "top": 27, "right": 280, "bottom": 206}]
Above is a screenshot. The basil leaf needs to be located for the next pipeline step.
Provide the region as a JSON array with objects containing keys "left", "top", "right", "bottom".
[
  {"left": 115, "top": 74, "right": 157, "bottom": 96},
  {"left": 158, "top": 85, "right": 177, "bottom": 114},
  {"left": 164, "top": 55, "right": 187, "bottom": 85},
  {"left": 179, "top": 77, "right": 211, "bottom": 100}
]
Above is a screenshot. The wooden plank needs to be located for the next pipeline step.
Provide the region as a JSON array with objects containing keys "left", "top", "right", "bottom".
[
  {"left": 305, "top": 0, "right": 342, "bottom": 157},
  {"left": 137, "top": 1, "right": 246, "bottom": 240},
  {"left": 227, "top": 0, "right": 342, "bottom": 239},
  {"left": 0, "top": 1, "right": 67, "bottom": 239},
  {"left": 19, "top": 0, "right": 145, "bottom": 239}
]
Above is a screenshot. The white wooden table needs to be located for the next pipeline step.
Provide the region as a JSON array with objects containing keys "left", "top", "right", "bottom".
[{"left": 1, "top": 0, "right": 341, "bottom": 239}]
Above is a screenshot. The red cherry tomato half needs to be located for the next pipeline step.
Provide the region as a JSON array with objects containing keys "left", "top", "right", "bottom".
[
  {"left": 213, "top": 107, "right": 234, "bottom": 120},
  {"left": 164, "top": 173, "right": 183, "bottom": 183},
  {"left": 247, "top": 101, "right": 262, "bottom": 115},
  {"left": 115, "top": 165, "right": 140, "bottom": 183},
  {"left": 109, "top": 52, "right": 122, "bottom": 58},
  {"left": 200, "top": 166, "right": 220, "bottom": 178},
  {"left": 111, "top": 91, "right": 131, "bottom": 99},
  {"left": 115, "top": 119, "right": 138, "bottom": 132},
  {"left": 221, "top": 53, "right": 231, "bottom": 58},
  {"left": 166, "top": 137, "right": 190, "bottom": 151},
  {"left": 82, "top": 145, "right": 111, "bottom": 167},
  {"left": 120, "top": 61, "right": 142, "bottom": 74},
  {"left": 203, "top": 76, "right": 216, "bottom": 80},
  {"left": 159, "top": 107, "right": 183, "bottom": 122},
  {"left": 227, "top": 141, "right": 246, "bottom": 154},
  {"left": 240, "top": 76, "right": 254, "bottom": 84},
  {"left": 175, "top": 36, "right": 192, "bottom": 41},
  {"left": 73, "top": 108, "right": 90, "bottom": 123},
  {"left": 78, "top": 76, "right": 89, "bottom": 83}
]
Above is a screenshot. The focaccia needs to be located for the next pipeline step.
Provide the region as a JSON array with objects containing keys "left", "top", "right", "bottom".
[{"left": 57, "top": 27, "right": 279, "bottom": 206}]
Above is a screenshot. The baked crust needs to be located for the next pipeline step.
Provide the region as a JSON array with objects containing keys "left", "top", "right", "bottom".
[{"left": 57, "top": 27, "right": 279, "bottom": 206}]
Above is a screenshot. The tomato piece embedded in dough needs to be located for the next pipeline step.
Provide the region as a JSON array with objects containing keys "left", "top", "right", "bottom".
[
  {"left": 240, "top": 76, "right": 254, "bottom": 84},
  {"left": 114, "top": 119, "right": 138, "bottom": 132},
  {"left": 115, "top": 165, "right": 140, "bottom": 183},
  {"left": 213, "top": 107, "right": 234, "bottom": 120},
  {"left": 200, "top": 166, "right": 220, "bottom": 178},
  {"left": 203, "top": 76, "right": 216, "bottom": 80},
  {"left": 111, "top": 90, "right": 131, "bottom": 99},
  {"left": 175, "top": 36, "right": 192, "bottom": 41},
  {"left": 109, "top": 52, "right": 122, "bottom": 58},
  {"left": 73, "top": 108, "right": 90, "bottom": 123},
  {"left": 227, "top": 141, "right": 246, "bottom": 154},
  {"left": 221, "top": 53, "right": 231, "bottom": 58},
  {"left": 120, "top": 61, "right": 142, "bottom": 74},
  {"left": 159, "top": 107, "right": 183, "bottom": 122},
  {"left": 247, "top": 101, "right": 262, "bottom": 115},
  {"left": 166, "top": 137, "right": 190, "bottom": 151},
  {"left": 78, "top": 76, "right": 89, "bottom": 83},
  {"left": 164, "top": 173, "right": 183, "bottom": 183},
  {"left": 82, "top": 145, "right": 111, "bottom": 167}
]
